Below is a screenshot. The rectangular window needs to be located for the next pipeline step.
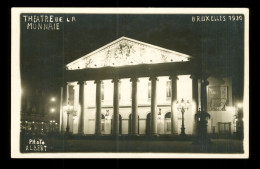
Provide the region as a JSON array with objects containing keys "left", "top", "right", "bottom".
[
  {"left": 166, "top": 81, "right": 171, "bottom": 99},
  {"left": 148, "top": 82, "right": 151, "bottom": 99}
]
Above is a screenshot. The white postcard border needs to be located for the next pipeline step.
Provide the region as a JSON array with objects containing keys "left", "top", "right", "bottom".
[{"left": 11, "top": 8, "right": 249, "bottom": 158}]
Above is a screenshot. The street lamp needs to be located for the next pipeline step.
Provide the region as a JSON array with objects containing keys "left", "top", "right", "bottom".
[
  {"left": 236, "top": 102, "right": 243, "bottom": 139},
  {"left": 237, "top": 103, "right": 243, "bottom": 109},
  {"left": 50, "top": 108, "right": 56, "bottom": 134},
  {"left": 41, "top": 122, "right": 44, "bottom": 134},
  {"left": 55, "top": 122, "right": 58, "bottom": 131},
  {"left": 64, "top": 104, "right": 76, "bottom": 136},
  {"left": 50, "top": 120, "right": 56, "bottom": 133},
  {"left": 50, "top": 108, "right": 55, "bottom": 113},
  {"left": 176, "top": 98, "right": 189, "bottom": 137},
  {"left": 50, "top": 108, "right": 55, "bottom": 118},
  {"left": 51, "top": 97, "right": 56, "bottom": 102},
  {"left": 32, "top": 121, "right": 35, "bottom": 134}
]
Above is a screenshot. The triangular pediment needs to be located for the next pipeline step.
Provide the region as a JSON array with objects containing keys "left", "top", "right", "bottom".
[{"left": 66, "top": 37, "right": 191, "bottom": 70}]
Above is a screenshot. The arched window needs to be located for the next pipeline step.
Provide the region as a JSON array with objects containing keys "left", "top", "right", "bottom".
[
  {"left": 111, "top": 114, "right": 122, "bottom": 135},
  {"left": 165, "top": 112, "right": 171, "bottom": 118}
]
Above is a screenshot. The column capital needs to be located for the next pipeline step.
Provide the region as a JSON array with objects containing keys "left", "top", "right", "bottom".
[
  {"left": 201, "top": 79, "right": 209, "bottom": 86},
  {"left": 112, "top": 78, "right": 120, "bottom": 83},
  {"left": 94, "top": 79, "right": 102, "bottom": 84},
  {"left": 67, "top": 82, "right": 74, "bottom": 86},
  {"left": 77, "top": 81, "right": 86, "bottom": 85},
  {"left": 130, "top": 77, "right": 139, "bottom": 83},
  {"left": 149, "top": 76, "right": 158, "bottom": 81},
  {"left": 169, "top": 75, "right": 179, "bottom": 81}
]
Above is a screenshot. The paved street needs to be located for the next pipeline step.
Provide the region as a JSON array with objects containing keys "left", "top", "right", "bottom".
[{"left": 47, "top": 137, "right": 243, "bottom": 153}]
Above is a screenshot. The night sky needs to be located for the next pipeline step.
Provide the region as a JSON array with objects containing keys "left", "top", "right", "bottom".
[{"left": 20, "top": 14, "right": 244, "bottom": 100}]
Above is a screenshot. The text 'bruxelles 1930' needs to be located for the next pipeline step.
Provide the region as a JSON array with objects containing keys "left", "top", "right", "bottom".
[{"left": 22, "top": 15, "right": 76, "bottom": 30}]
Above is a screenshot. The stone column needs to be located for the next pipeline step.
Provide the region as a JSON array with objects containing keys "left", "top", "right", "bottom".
[
  {"left": 95, "top": 80, "right": 102, "bottom": 135},
  {"left": 199, "top": 76, "right": 210, "bottom": 142},
  {"left": 63, "top": 82, "right": 69, "bottom": 105},
  {"left": 201, "top": 77, "right": 209, "bottom": 112},
  {"left": 190, "top": 75, "right": 199, "bottom": 135},
  {"left": 130, "top": 78, "right": 139, "bottom": 136},
  {"left": 62, "top": 83, "right": 68, "bottom": 133},
  {"left": 59, "top": 87, "right": 63, "bottom": 133},
  {"left": 149, "top": 77, "right": 158, "bottom": 136},
  {"left": 112, "top": 78, "right": 120, "bottom": 136},
  {"left": 78, "top": 81, "right": 86, "bottom": 135},
  {"left": 169, "top": 75, "right": 179, "bottom": 135}
]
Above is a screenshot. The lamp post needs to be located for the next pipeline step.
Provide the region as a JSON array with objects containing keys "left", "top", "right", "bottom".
[
  {"left": 50, "top": 98, "right": 56, "bottom": 115},
  {"left": 50, "top": 120, "right": 53, "bottom": 133},
  {"left": 50, "top": 108, "right": 55, "bottom": 133},
  {"left": 50, "top": 120, "right": 56, "bottom": 134},
  {"left": 177, "top": 98, "right": 189, "bottom": 137},
  {"left": 64, "top": 104, "right": 75, "bottom": 136},
  {"left": 49, "top": 97, "right": 56, "bottom": 135},
  {"left": 32, "top": 121, "right": 35, "bottom": 134},
  {"left": 55, "top": 122, "right": 58, "bottom": 132},
  {"left": 41, "top": 122, "right": 44, "bottom": 134},
  {"left": 194, "top": 108, "right": 211, "bottom": 145},
  {"left": 236, "top": 103, "right": 243, "bottom": 139}
]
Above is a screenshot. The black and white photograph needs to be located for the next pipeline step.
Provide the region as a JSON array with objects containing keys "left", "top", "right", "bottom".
[{"left": 11, "top": 8, "right": 249, "bottom": 158}]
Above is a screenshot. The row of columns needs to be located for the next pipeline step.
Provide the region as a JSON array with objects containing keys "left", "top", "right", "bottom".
[
  {"left": 63, "top": 75, "right": 200, "bottom": 136},
  {"left": 191, "top": 75, "right": 198, "bottom": 135},
  {"left": 78, "top": 81, "right": 85, "bottom": 135},
  {"left": 130, "top": 78, "right": 139, "bottom": 136},
  {"left": 170, "top": 76, "right": 179, "bottom": 135},
  {"left": 95, "top": 80, "right": 102, "bottom": 135},
  {"left": 112, "top": 79, "right": 120, "bottom": 136}
]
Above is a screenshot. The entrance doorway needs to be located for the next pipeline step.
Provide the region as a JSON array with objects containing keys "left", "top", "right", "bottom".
[
  {"left": 128, "top": 114, "right": 140, "bottom": 135},
  {"left": 218, "top": 122, "right": 231, "bottom": 138},
  {"left": 146, "top": 113, "right": 151, "bottom": 135},
  {"left": 111, "top": 114, "right": 122, "bottom": 135},
  {"left": 165, "top": 112, "right": 171, "bottom": 134},
  {"left": 101, "top": 114, "right": 105, "bottom": 134}
]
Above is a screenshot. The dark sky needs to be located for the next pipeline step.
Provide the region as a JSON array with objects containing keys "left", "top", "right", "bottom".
[{"left": 20, "top": 14, "right": 244, "bottom": 99}]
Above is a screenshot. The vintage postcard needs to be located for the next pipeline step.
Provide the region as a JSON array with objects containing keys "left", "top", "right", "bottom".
[{"left": 11, "top": 8, "right": 249, "bottom": 158}]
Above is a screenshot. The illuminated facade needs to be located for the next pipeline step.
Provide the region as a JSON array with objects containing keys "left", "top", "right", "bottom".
[{"left": 60, "top": 37, "right": 235, "bottom": 136}]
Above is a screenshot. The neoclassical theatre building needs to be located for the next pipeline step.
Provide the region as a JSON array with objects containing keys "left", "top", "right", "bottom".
[{"left": 60, "top": 37, "right": 235, "bottom": 137}]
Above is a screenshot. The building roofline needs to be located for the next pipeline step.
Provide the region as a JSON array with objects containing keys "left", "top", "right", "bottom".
[{"left": 66, "top": 36, "right": 192, "bottom": 67}]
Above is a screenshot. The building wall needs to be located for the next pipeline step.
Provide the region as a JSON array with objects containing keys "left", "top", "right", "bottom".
[
  {"left": 206, "top": 77, "right": 235, "bottom": 135},
  {"left": 61, "top": 76, "right": 234, "bottom": 136}
]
